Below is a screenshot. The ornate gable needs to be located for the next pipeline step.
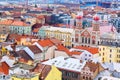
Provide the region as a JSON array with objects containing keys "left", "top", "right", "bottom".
[{"left": 81, "top": 29, "right": 91, "bottom": 37}]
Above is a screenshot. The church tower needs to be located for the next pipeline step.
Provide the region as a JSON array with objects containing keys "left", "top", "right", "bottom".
[
  {"left": 76, "top": 15, "right": 83, "bottom": 29},
  {"left": 91, "top": 16, "right": 100, "bottom": 46},
  {"left": 93, "top": 16, "right": 100, "bottom": 31}
]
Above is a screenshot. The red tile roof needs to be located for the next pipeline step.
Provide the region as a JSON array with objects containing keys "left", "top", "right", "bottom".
[
  {"left": 11, "top": 20, "right": 29, "bottom": 26},
  {"left": 0, "top": 19, "right": 13, "bottom": 25},
  {"left": 70, "top": 51, "right": 82, "bottom": 55},
  {"left": 37, "top": 15, "right": 44, "bottom": 19},
  {"left": 74, "top": 46, "right": 98, "bottom": 54},
  {"left": 85, "top": 61, "right": 101, "bottom": 72},
  {"left": 33, "top": 28, "right": 40, "bottom": 33},
  {"left": 38, "top": 39, "right": 54, "bottom": 47},
  {"left": 0, "top": 62, "right": 10, "bottom": 75},
  {"left": 56, "top": 45, "right": 72, "bottom": 55},
  {"left": 7, "top": 34, "right": 38, "bottom": 42},
  {"left": 56, "top": 45, "right": 82, "bottom": 56}
]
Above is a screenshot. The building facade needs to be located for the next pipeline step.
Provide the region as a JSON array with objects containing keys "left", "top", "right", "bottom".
[
  {"left": 99, "top": 38, "right": 120, "bottom": 63},
  {"left": 41, "top": 26, "right": 75, "bottom": 47},
  {"left": 9, "top": 20, "right": 31, "bottom": 35}
]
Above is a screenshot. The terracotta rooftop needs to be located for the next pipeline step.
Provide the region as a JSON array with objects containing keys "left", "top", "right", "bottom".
[
  {"left": 0, "top": 19, "right": 13, "bottom": 25},
  {"left": 56, "top": 45, "right": 72, "bottom": 55},
  {"left": 7, "top": 34, "right": 38, "bottom": 42},
  {"left": 70, "top": 51, "right": 82, "bottom": 55},
  {"left": 38, "top": 39, "right": 54, "bottom": 47},
  {"left": 11, "top": 20, "right": 29, "bottom": 26},
  {"left": 85, "top": 61, "right": 100, "bottom": 72},
  {"left": 37, "top": 15, "right": 44, "bottom": 19},
  {"left": 74, "top": 46, "right": 98, "bottom": 54},
  {"left": 0, "top": 62, "right": 10, "bottom": 75},
  {"left": 32, "top": 28, "right": 40, "bottom": 33}
]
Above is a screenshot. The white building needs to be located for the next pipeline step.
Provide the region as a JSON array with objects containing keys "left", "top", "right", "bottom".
[{"left": 42, "top": 56, "right": 86, "bottom": 72}]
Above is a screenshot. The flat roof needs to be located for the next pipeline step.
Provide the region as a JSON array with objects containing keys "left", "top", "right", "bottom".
[{"left": 42, "top": 56, "right": 86, "bottom": 72}]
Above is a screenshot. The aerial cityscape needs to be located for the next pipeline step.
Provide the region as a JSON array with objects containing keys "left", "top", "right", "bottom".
[{"left": 0, "top": 0, "right": 120, "bottom": 80}]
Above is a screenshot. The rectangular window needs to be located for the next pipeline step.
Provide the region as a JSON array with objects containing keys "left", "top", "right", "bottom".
[
  {"left": 75, "top": 38, "right": 78, "bottom": 42},
  {"left": 99, "top": 54, "right": 101, "bottom": 56},
  {"left": 103, "top": 58, "right": 104, "bottom": 62},
  {"left": 110, "top": 54, "right": 112, "bottom": 58},
  {"left": 99, "top": 48, "right": 101, "bottom": 51},
  {"left": 103, "top": 48, "right": 105, "bottom": 50},
  {"left": 109, "top": 60, "right": 111, "bottom": 63},
  {"left": 103, "top": 53, "right": 104, "bottom": 56},
  {"left": 110, "top": 49, "right": 112, "bottom": 52}
]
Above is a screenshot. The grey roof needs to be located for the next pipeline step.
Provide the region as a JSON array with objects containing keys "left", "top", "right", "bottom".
[{"left": 100, "top": 41, "right": 120, "bottom": 47}]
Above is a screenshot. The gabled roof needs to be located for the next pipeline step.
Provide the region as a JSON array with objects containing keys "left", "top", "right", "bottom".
[
  {"left": 85, "top": 61, "right": 100, "bottom": 72},
  {"left": 7, "top": 34, "right": 38, "bottom": 42},
  {"left": 11, "top": 20, "right": 29, "bottom": 26},
  {"left": 31, "top": 63, "right": 51, "bottom": 80},
  {"left": 28, "top": 45, "right": 42, "bottom": 54},
  {"left": 0, "top": 62, "right": 10, "bottom": 75},
  {"left": 38, "top": 39, "right": 54, "bottom": 47},
  {"left": 81, "top": 29, "right": 91, "bottom": 37},
  {"left": 0, "top": 19, "right": 13, "bottom": 25},
  {"left": 16, "top": 50, "right": 33, "bottom": 61},
  {"left": 56, "top": 44, "right": 70, "bottom": 54}
]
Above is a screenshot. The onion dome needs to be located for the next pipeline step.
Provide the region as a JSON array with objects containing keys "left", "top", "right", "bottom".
[
  {"left": 93, "top": 16, "right": 100, "bottom": 21},
  {"left": 76, "top": 15, "right": 82, "bottom": 19}
]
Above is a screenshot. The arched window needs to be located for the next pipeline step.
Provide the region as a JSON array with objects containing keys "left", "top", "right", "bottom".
[
  {"left": 92, "top": 40, "right": 95, "bottom": 44},
  {"left": 98, "top": 41, "right": 99, "bottom": 45},
  {"left": 83, "top": 76, "right": 85, "bottom": 79},
  {"left": 88, "top": 38, "right": 90, "bottom": 44},
  {"left": 86, "top": 77, "right": 88, "bottom": 80},
  {"left": 89, "top": 77, "right": 92, "bottom": 80},
  {"left": 85, "top": 37, "right": 87, "bottom": 43},
  {"left": 82, "top": 37, "right": 84, "bottom": 43}
]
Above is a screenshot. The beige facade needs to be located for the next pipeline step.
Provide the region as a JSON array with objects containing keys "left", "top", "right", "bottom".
[{"left": 99, "top": 45, "right": 120, "bottom": 63}]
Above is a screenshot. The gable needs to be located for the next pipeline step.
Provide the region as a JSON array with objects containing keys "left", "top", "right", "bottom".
[{"left": 81, "top": 29, "right": 91, "bottom": 37}]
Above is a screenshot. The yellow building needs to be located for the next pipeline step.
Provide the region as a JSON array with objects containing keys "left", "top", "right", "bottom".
[
  {"left": 45, "top": 66, "right": 62, "bottom": 80},
  {"left": 99, "top": 41, "right": 120, "bottom": 63},
  {"left": 32, "top": 64, "right": 62, "bottom": 80},
  {"left": 44, "top": 26, "right": 74, "bottom": 47},
  {"left": 11, "top": 73, "right": 39, "bottom": 80}
]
